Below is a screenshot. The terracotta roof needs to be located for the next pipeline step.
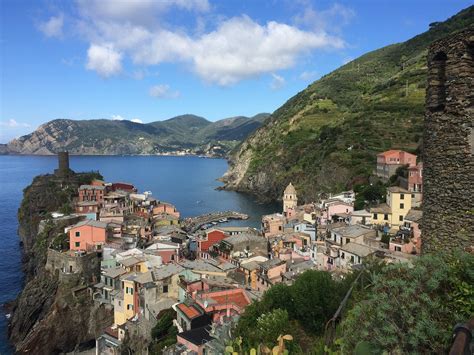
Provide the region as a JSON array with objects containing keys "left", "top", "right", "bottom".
[
  {"left": 377, "top": 149, "right": 402, "bottom": 157},
  {"left": 208, "top": 289, "right": 250, "bottom": 309},
  {"left": 177, "top": 303, "right": 201, "bottom": 319}
]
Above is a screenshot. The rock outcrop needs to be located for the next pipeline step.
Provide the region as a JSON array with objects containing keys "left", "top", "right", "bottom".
[{"left": 9, "top": 171, "right": 113, "bottom": 353}]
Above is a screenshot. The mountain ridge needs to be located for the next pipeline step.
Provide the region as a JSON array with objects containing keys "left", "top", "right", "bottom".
[
  {"left": 5, "top": 113, "right": 270, "bottom": 157},
  {"left": 221, "top": 6, "right": 474, "bottom": 202}
]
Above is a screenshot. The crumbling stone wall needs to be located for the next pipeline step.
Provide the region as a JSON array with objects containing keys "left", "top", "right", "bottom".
[
  {"left": 46, "top": 249, "right": 100, "bottom": 283},
  {"left": 422, "top": 28, "right": 474, "bottom": 253}
]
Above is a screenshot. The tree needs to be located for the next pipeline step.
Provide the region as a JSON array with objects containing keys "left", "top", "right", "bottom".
[{"left": 291, "top": 270, "right": 342, "bottom": 334}]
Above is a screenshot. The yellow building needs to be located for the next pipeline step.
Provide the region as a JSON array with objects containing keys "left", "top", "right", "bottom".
[
  {"left": 371, "top": 187, "right": 412, "bottom": 230},
  {"left": 114, "top": 276, "right": 138, "bottom": 326}
]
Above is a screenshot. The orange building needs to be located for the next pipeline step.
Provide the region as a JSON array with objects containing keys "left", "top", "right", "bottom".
[
  {"left": 153, "top": 202, "right": 180, "bottom": 218},
  {"left": 69, "top": 220, "right": 109, "bottom": 252},
  {"left": 78, "top": 185, "right": 105, "bottom": 206}
]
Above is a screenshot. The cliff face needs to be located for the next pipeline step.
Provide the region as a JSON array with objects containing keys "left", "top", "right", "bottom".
[
  {"left": 9, "top": 171, "right": 113, "bottom": 353},
  {"left": 222, "top": 7, "right": 474, "bottom": 202},
  {"left": 5, "top": 114, "right": 269, "bottom": 158}
]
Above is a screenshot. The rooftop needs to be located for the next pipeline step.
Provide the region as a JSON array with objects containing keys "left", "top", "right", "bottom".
[
  {"left": 222, "top": 233, "right": 265, "bottom": 246},
  {"left": 152, "top": 263, "right": 184, "bottom": 280},
  {"left": 405, "top": 209, "right": 422, "bottom": 223},
  {"left": 341, "top": 243, "right": 375, "bottom": 258},
  {"left": 387, "top": 186, "right": 410, "bottom": 193},
  {"left": 79, "top": 184, "right": 105, "bottom": 191},
  {"left": 71, "top": 219, "right": 108, "bottom": 229},
  {"left": 103, "top": 267, "right": 128, "bottom": 279},
  {"left": 370, "top": 203, "right": 391, "bottom": 214},
  {"left": 178, "top": 325, "right": 212, "bottom": 346},
  {"left": 176, "top": 303, "right": 202, "bottom": 320},
  {"left": 331, "top": 225, "right": 375, "bottom": 238}
]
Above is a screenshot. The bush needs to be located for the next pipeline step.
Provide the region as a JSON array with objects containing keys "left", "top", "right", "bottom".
[{"left": 340, "top": 252, "right": 474, "bottom": 353}]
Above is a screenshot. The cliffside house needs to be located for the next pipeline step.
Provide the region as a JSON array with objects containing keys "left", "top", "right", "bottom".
[
  {"left": 262, "top": 213, "right": 285, "bottom": 237},
  {"left": 153, "top": 202, "right": 180, "bottom": 219},
  {"left": 255, "top": 258, "right": 287, "bottom": 292},
  {"left": 78, "top": 184, "right": 105, "bottom": 205},
  {"left": 69, "top": 219, "right": 110, "bottom": 252},
  {"left": 376, "top": 150, "right": 417, "bottom": 181}
]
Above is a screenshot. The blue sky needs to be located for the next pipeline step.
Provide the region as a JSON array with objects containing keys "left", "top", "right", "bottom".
[{"left": 0, "top": 0, "right": 471, "bottom": 142}]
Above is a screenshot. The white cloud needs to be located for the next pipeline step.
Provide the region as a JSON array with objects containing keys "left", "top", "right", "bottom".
[
  {"left": 270, "top": 73, "right": 285, "bottom": 90},
  {"left": 54, "top": 2, "right": 348, "bottom": 85},
  {"left": 86, "top": 43, "right": 122, "bottom": 77},
  {"left": 149, "top": 84, "right": 180, "bottom": 99},
  {"left": 111, "top": 114, "right": 125, "bottom": 121},
  {"left": 294, "top": 3, "right": 355, "bottom": 33},
  {"left": 299, "top": 70, "right": 318, "bottom": 81},
  {"left": 38, "top": 14, "right": 64, "bottom": 38},
  {"left": 0, "top": 119, "right": 31, "bottom": 128},
  {"left": 76, "top": 0, "right": 209, "bottom": 26},
  {"left": 131, "top": 118, "right": 143, "bottom": 123}
]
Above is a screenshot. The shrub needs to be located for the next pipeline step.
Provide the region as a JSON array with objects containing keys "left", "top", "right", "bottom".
[{"left": 340, "top": 252, "right": 474, "bottom": 353}]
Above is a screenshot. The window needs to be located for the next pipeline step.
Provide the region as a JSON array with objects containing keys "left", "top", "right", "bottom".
[
  {"left": 346, "top": 238, "right": 350, "bottom": 244},
  {"left": 163, "top": 285, "right": 168, "bottom": 293},
  {"left": 399, "top": 215, "right": 404, "bottom": 222},
  {"left": 75, "top": 231, "right": 80, "bottom": 237},
  {"left": 127, "top": 304, "right": 134, "bottom": 310},
  {"left": 384, "top": 214, "right": 389, "bottom": 221},
  {"left": 395, "top": 246, "right": 402, "bottom": 252},
  {"left": 412, "top": 194, "right": 415, "bottom": 198},
  {"left": 341, "top": 252, "right": 345, "bottom": 259},
  {"left": 373, "top": 213, "right": 378, "bottom": 220},
  {"left": 400, "top": 194, "right": 404, "bottom": 200},
  {"left": 171, "top": 254, "right": 175, "bottom": 261},
  {"left": 350, "top": 256, "right": 355, "bottom": 263},
  {"left": 400, "top": 203, "right": 404, "bottom": 209},
  {"left": 75, "top": 242, "right": 80, "bottom": 247}
]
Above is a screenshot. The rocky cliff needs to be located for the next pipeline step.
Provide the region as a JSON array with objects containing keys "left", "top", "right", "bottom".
[
  {"left": 9, "top": 171, "right": 113, "bottom": 353},
  {"left": 5, "top": 114, "right": 270, "bottom": 158},
  {"left": 222, "top": 7, "right": 474, "bottom": 202}
]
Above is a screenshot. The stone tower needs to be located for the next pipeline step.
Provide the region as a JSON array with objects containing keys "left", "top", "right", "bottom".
[
  {"left": 422, "top": 28, "right": 474, "bottom": 253},
  {"left": 283, "top": 182, "right": 298, "bottom": 215},
  {"left": 55, "top": 151, "right": 70, "bottom": 178}
]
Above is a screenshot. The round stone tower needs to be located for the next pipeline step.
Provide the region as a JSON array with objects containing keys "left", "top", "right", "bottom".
[
  {"left": 56, "top": 151, "right": 70, "bottom": 178},
  {"left": 283, "top": 182, "right": 298, "bottom": 215},
  {"left": 422, "top": 29, "right": 474, "bottom": 253}
]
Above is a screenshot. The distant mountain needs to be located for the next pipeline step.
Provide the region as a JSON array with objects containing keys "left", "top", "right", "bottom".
[
  {"left": 222, "top": 6, "right": 474, "bottom": 201},
  {"left": 5, "top": 113, "right": 270, "bottom": 157}
]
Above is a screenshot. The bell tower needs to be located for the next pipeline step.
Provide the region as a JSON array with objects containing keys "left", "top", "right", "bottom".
[{"left": 283, "top": 182, "right": 298, "bottom": 216}]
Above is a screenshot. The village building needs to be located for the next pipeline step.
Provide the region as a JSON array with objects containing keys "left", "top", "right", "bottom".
[
  {"left": 196, "top": 229, "right": 229, "bottom": 259},
  {"left": 217, "top": 233, "right": 268, "bottom": 260},
  {"left": 376, "top": 150, "right": 417, "bottom": 181},
  {"left": 68, "top": 219, "right": 110, "bottom": 252},
  {"left": 78, "top": 184, "right": 105, "bottom": 206},
  {"left": 389, "top": 209, "right": 422, "bottom": 255},
  {"left": 282, "top": 182, "right": 298, "bottom": 218},
  {"left": 255, "top": 258, "right": 287, "bottom": 292},
  {"left": 146, "top": 241, "right": 181, "bottom": 264},
  {"left": 349, "top": 209, "right": 372, "bottom": 225},
  {"left": 153, "top": 201, "right": 180, "bottom": 219},
  {"left": 261, "top": 213, "right": 285, "bottom": 237},
  {"left": 371, "top": 186, "right": 412, "bottom": 231}
]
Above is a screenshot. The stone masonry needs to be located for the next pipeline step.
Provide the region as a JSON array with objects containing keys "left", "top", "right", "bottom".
[{"left": 422, "top": 28, "right": 474, "bottom": 253}]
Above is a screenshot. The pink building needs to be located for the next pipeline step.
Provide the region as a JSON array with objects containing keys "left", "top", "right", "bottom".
[
  {"left": 146, "top": 241, "right": 180, "bottom": 263},
  {"left": 406, "top": 163, "right": 423, "bottom": 192},
  {"left": 69, "top": 220, "right": 109, "bottom": 251},
  {"left": 320, "top": 200, "right": 354, "bottom": 225},
  {"left": 256, "top": 259, "right": 287, "bottom": 292},
  {"left": 194, "top": 288, "right": 251, "bottom": 323},
  {"left": 376, "top": 150, "right": 417, "bottom": 181}
]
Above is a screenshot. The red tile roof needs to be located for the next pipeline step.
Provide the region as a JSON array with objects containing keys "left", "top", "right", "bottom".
[
  {"left": 177, "top": 303, "right": 201, "bottom": 319},
  {"left": 209, "top": 289, "right": 250, "bottom": 309}
]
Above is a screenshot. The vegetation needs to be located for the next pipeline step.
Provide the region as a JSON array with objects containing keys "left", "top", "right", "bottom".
[
  {"left": 340, "top": 252, "right": 474, "bottom": 353},
  {"left": 235, "top": 271, "right": 353, "bottom": 352},
  {"left": 230, "top": 6, "right": 474, "bottom": 202},
  {"left": 149, "top": 309, "right": 178, "bottom": 354}
]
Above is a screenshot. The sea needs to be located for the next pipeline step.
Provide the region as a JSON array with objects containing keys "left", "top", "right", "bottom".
[{"left": 0, "top": 155, "right": 279, "bottom": 354}]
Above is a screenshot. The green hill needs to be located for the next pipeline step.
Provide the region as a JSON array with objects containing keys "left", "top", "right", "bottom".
[
  {"left": 6, "top": 113, "right": 270, "bottom": 157},
  {"left": 222, "top": 6, "right": 474, "bottom": 201}
]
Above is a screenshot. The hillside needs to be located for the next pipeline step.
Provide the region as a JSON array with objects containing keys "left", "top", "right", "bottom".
[
  {"left": 222, "top": 6, "right": 474, "bottom": 201},
  {"left": 5, "top": 113, "right": 270, "bottom": 157}
]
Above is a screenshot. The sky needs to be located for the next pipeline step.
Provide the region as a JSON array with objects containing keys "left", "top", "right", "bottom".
[{"left": 0, "top": 0, "right": 472, "bottom": 142}]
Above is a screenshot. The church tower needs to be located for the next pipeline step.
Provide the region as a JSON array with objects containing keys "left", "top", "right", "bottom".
[{"left": 283, "top": 182, "right": 298, "bottom": 216}]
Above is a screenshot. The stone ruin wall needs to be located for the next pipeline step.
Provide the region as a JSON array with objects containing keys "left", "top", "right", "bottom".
[{"left": 422, "top": 28, "right": 474, "bottom": 253}]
